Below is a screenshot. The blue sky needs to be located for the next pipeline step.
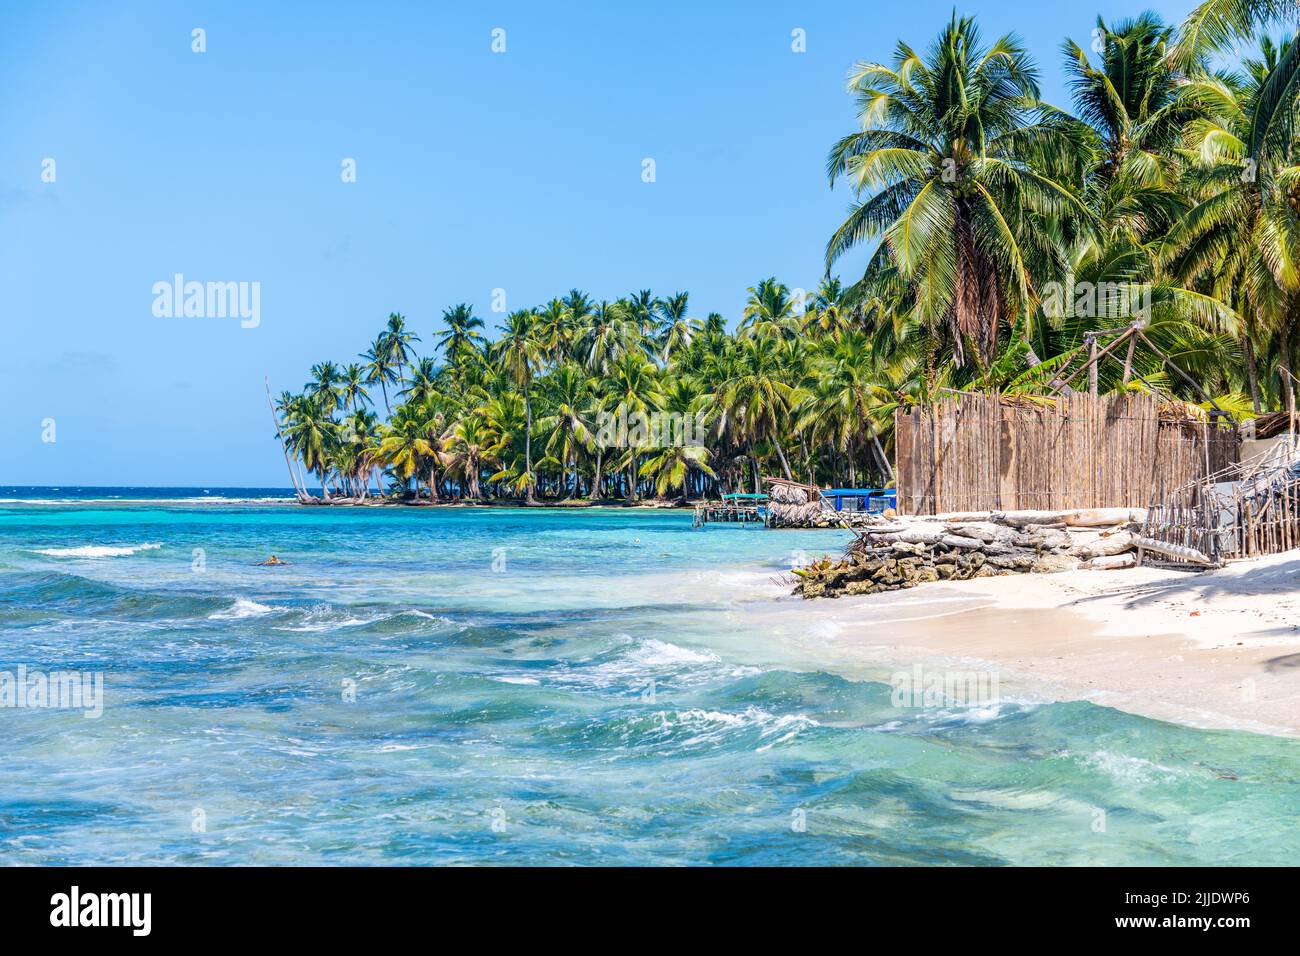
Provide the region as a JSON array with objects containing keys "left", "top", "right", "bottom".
[{"left": 1, "top": 0, "right": 1197, "bottom": 486}]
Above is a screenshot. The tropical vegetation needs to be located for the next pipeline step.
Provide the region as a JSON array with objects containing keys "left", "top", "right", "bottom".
[{"left": 275, "top": 3, "right": 1300, "bottom": 503}]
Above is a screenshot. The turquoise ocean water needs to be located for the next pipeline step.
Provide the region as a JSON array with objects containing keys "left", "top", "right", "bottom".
[{"left": 2, "top": 491, "right": 1298, "bottom": 865}]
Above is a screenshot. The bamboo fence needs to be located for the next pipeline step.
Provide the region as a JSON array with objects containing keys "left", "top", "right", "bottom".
[
  {"left": 1140, "top": 437, "right": 1300, "bottom": 567},
  {"left": 895, "top": 392, "right": 1240, "bottom": 516}
]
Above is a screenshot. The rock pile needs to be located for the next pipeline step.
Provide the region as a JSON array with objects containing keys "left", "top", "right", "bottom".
[{"left": 792, "top": 508, "right": 1148, "bottom": 599}]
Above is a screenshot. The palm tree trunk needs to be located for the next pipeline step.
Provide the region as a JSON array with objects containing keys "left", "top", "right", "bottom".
[
  {"left": 1281, "top": 318, "right": 1296, "bottom": 422},
  {"left": 1244, "top": 332, "right": 1262, "bottom": 414},
  {"left": 773, "top": 439, "right": 794, "bottom": 480},
  {"left": 589, "top": 449, "right": 604, "bottom": 500},
  {"left": 264, "top": 378, "right": 307, "bottom": 502},
  {"left": 524, "top": 386, "right": 537, "bottom": 504},
  {"left": 870, "top": 430, "right": 894, "bottom": 481}
]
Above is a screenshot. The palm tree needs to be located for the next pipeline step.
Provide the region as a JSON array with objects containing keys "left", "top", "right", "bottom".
[
  {"left": 363, "top": 334, "right": 399, "bottom": 414},
  {"left": 402, "top": 356, "right": 441, "bottom": 405},
  {"left": 340, "top": 363, "right": 371, "bottom": 411},
  {"left": 377, "top": 408, "right": 435, "bottom": 498},
  {"left": 281, "top": 394, "right": 339, "bottom": 500},
  {"left": 435, "top": 304, "right": 485, "bottom": 372},
  {"left": 1176, "top": 0, "right": 1299, "bottom": 65},
  {"left": 655, "top": 292, "right": 696, "bottom": 362},
  {"left": 308, "top": 361, "right": 342, "bottom": 417},
  {"left": 603, "top": 351, "right": 665, "bottom": 502},
  {"left": 1163, "top": 38, "right": 1300, "bottom": 412},
  {"left": 577, "top": 300, "right": 635, "bottom": 373},
  {"left": 539, "top": 364, "right": 597, "bottom": 498},
  {"left": 626, "top": 289, "right": 659, "bottom": 338},
  {"left": 441, "top": 414, "right": 502, "bottom": 501},
  {"left": 496, "top": 310, "right": 543, "bottom": 502},
  {"left": 826, "top": 13, "right": 1091, "bottom": 367},
  {"left": 719, "top": 333, "right": 798, "bottom": 485},
  {"left": 640, "top": 444, "right": 715, "bottom": 502},
  {"left": 740, "top": 278, "right": 798, "bottom": 337},
  {"left": 383, "top": 313, "right": 421, "bottom": 387}
]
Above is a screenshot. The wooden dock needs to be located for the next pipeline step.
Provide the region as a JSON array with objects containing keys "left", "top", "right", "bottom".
[{"left": 692, "top": 501, "right": 769, "bottom": 527}]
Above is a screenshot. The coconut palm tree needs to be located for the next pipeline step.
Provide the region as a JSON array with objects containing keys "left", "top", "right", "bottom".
[
  {"left": 539, "top": 363, "right": 598, "bottom": 499},
  {"left": 383, "top": 313, "right": 420, "bottom": 387},
  {"left": 308, "top": 362, "right": 342, "bottom": 417},
  {"left": 434, "top": 304, "right": 485, "bottom": 373},
  {"left": 363, "top": 334, "right": 399, "bottom": 414},
  {"left": 1176, "top": 0, "right": 1299, "bottom": 64},
  {"left": 441, "top": 414, "right": 502, "bottom": 501},
  {"left": 640, "top": 444, "right": 715, "bottom": 502},
  {"left": 497, "top": 309, "right": 543, "bottom": 502},
  {"left": 281, "top": 394, "right": 339, "bottom": 500},
  {"left": 1163, "top": 37, "right": 1300, "bottom": 412},
  {"left": 826, "top": 13, "right": 1091, "bottom": 368},
  {"left": 718, "top": 332, "right": 797, "bottom": 485},
  {"left": 340, "top": 363, "right": 371, "bottom": 412},
  {"left": 376, "top": 408, "right": 435, "bottom": 499},
  {"left": 602, "top": 350, "right": 665, "bottom": 501}
]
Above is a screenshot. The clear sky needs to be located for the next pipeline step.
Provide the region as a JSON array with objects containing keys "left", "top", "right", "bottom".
[{"left": 1, "top": 0, "right": 1197, "bottom": 486}]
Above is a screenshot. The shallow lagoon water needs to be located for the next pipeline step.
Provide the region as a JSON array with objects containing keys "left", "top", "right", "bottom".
[{"left": 2, "top": 499, "right": 1298, "bottom": 865}]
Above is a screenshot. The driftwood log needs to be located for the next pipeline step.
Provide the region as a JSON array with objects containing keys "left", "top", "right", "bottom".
[{"left": 794, "top": 509, "right": 1152, "bottom": 599}]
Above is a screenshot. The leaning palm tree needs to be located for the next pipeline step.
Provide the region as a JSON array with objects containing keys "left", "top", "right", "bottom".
[{"left": 826, "top": 13, "right": 1092, "bottom": 368}]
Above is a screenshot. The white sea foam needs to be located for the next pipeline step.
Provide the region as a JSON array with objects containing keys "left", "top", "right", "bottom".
[
  {"left": 563, "top": 636, "right": 762, "bottom": 690},
  {"left": 1068, "top": 749, "right": 1183, "bottom": 785},
  {"left": 30, "top": 542, "right": 163, "bottom": 558},
  {"left": 492, "top": 676, "right": 541, "bottom": 685},
  {"left": 209, "top": 597, "right": 276, "bottom": 620},
  {"left": 630, "top": 706, "right": 820, "bottom": 752}
]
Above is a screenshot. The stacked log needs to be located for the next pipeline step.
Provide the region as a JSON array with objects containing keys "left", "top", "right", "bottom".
[{"left": 792, "top": 508, "right": 1150, "bottom": 599}]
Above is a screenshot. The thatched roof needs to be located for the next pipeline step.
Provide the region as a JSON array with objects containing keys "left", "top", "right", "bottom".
[
  {"left": 1249, "top": 411, "right": 1297, "bottom": 440},
  {"left": 764, "top": 477, "right": 819, "bottom": 505}
]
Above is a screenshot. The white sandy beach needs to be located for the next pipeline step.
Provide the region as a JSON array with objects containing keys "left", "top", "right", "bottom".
[{"left": 820, "top": 553, "right": 1300, "bottom": 737}]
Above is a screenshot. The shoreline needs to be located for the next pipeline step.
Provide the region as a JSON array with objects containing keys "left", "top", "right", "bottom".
[
  {"left": 0, "top": 493, "right": 715, "bottom": 509},
  {"left": 790, "top": 553, "right": 1300, "bottom": 738}
]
